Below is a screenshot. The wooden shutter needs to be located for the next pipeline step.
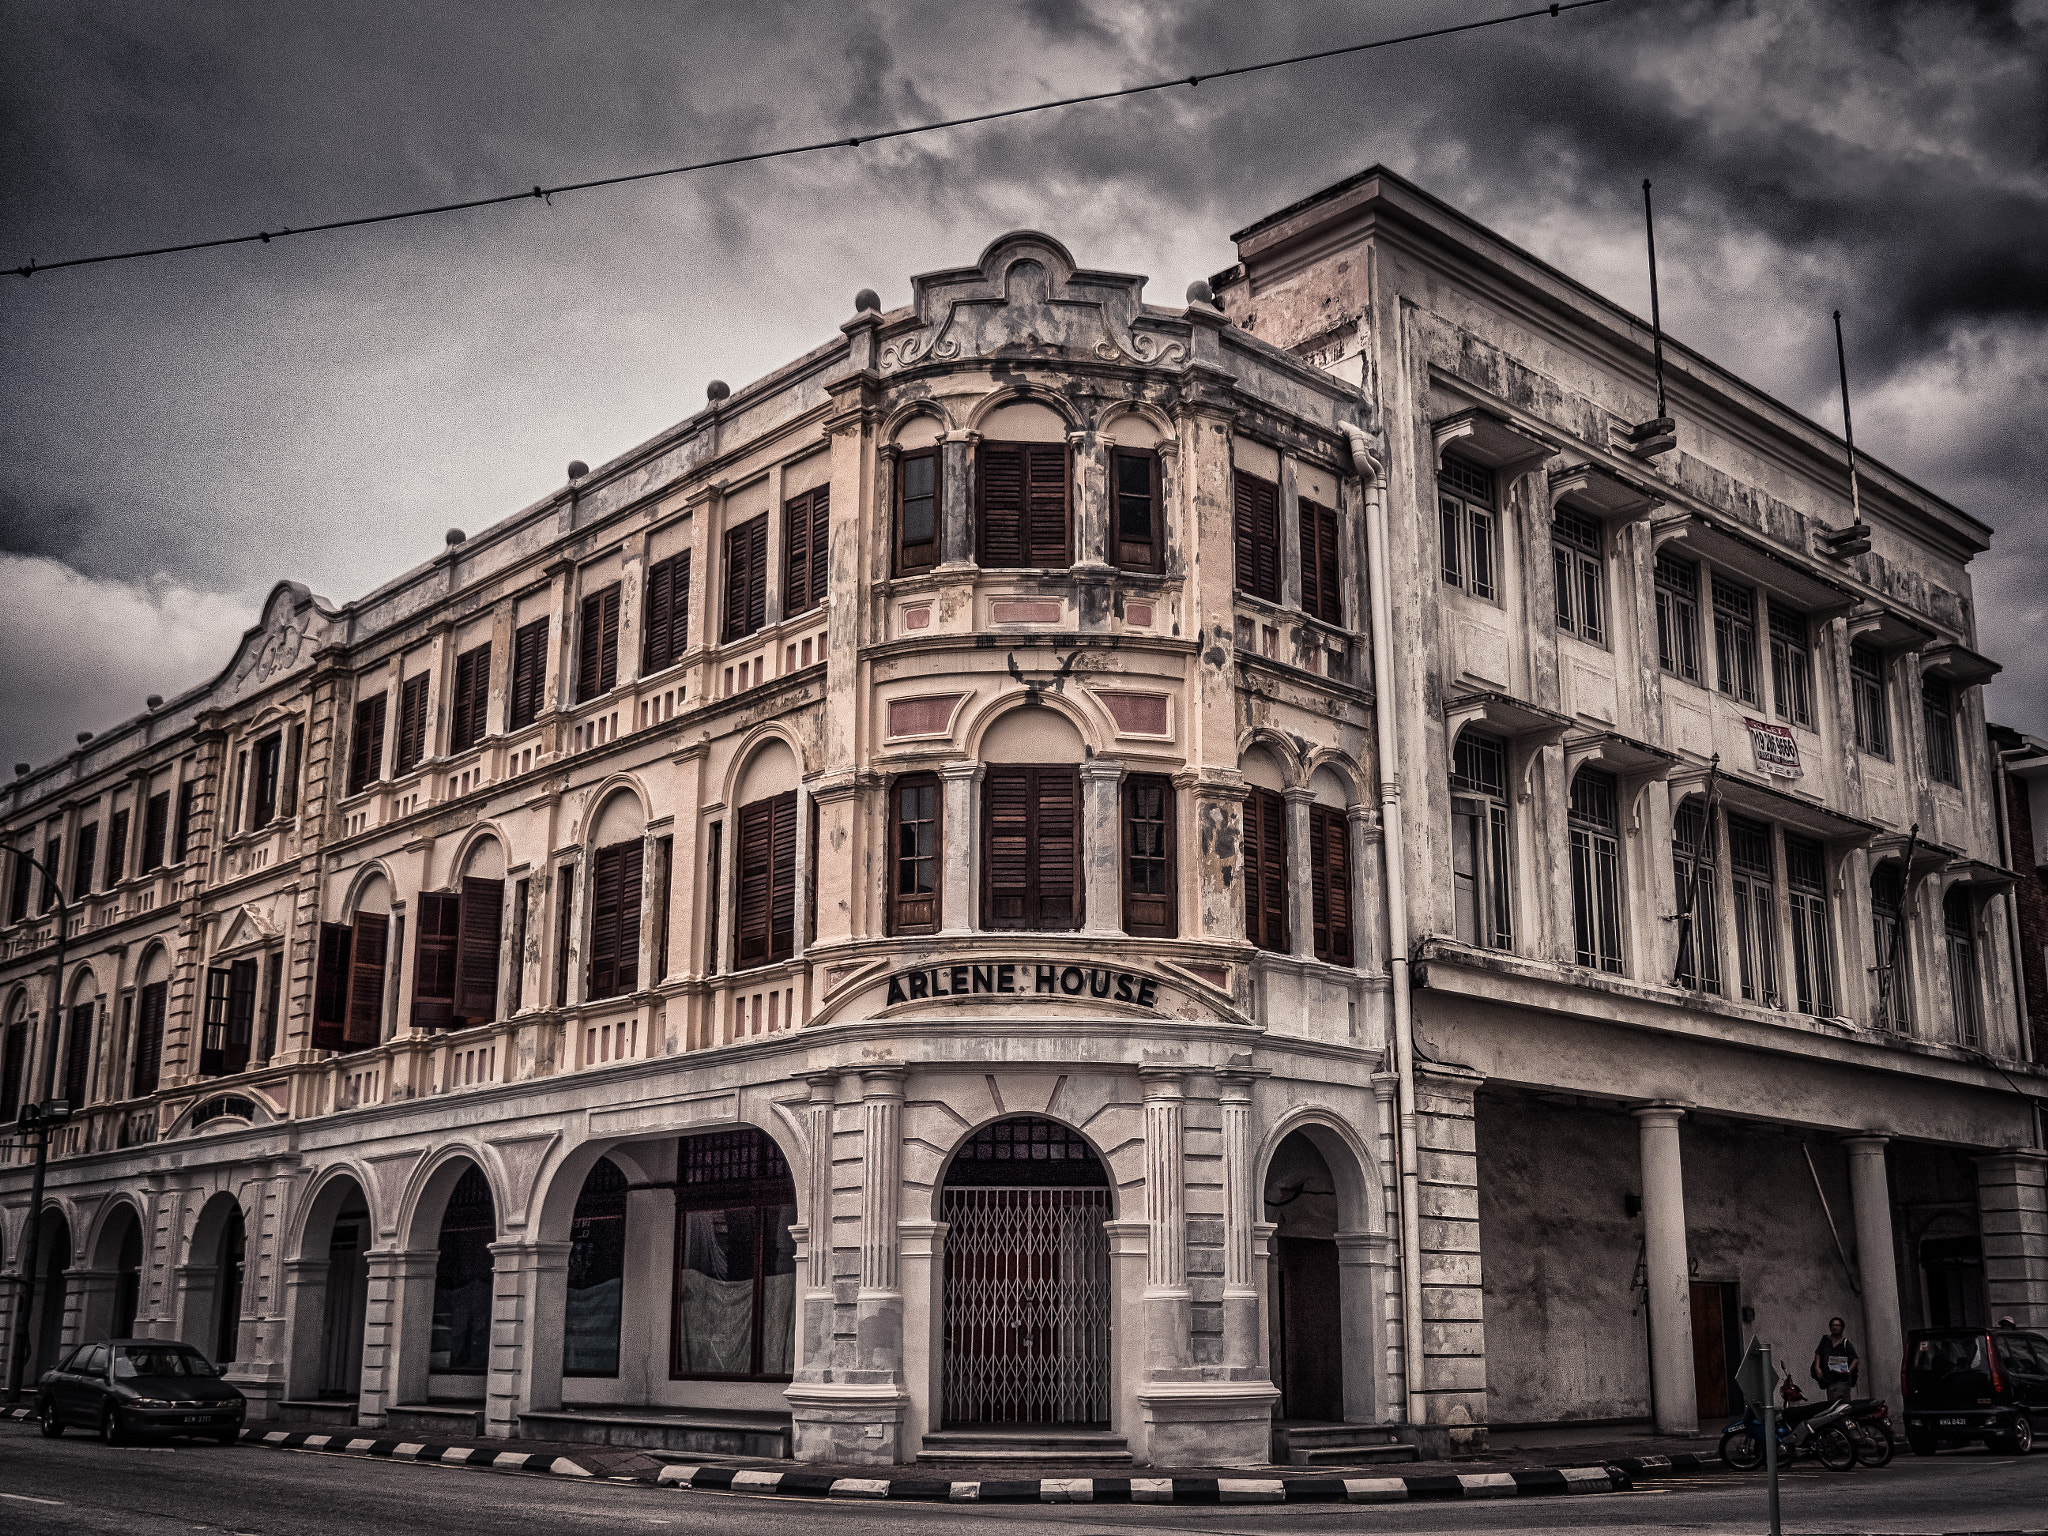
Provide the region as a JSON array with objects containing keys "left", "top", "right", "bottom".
[
  {"left": 1234, "top": 472, "right": 1281, "bottom": 602},
  {"left": 395, "top": 673, "right": 429, "bottom": 773},
  {"left": 1309, "top": 805, "right": 1354, "bottom": 966},
  {"left": 142, "top": 791, "right": 170, "bottom": 871},
  {"left": 1243, "top": 787, "right": 1288, "bottom": 952},
  {"left": 348, "top": 693, "right": 387, "bottom": 795},
  {"left": 643, "top": 552, "right": 690, "bottom": 675},
  {"left": 978, "top": 443, "right": 1026, "bottom": 567},
  {"left": 281, "top": 722, "right": 303, "bottom": 818},
  {"left": 734, "top": 792, "right": 797, "bottom": 966},
  {"left": 768, "top": 791, "right": 798, "bottom": 962},
  {"left": 510, "top": 618, "right": 548, "bottom": 729},
  {"left": 978, "top": 442, "right": 1069, "bottom": 568},
  {"left": 1121, "top": 774, "right": 1178, "bottom": 938},
  {"left": 343, "top": 911, "right": 388, "bottom": 1048},
  {"left": 131, "top": 982, "right": 166, "bottom": 1096},
  {"left": 72, "top": 823, "right": 98, "bottom": 901},
  {"left": 722, "top": 517, "right": 768, "bottom": 641},
  {"left": 105, "top": 808, "right": 129, "bottom": 887},
  {"left": 1300, "top": 499, "right": 1342, "bottom": 625},
  {"left": 455, "top": 877, "right": 505, "bottom": 1023},
  {"left": 451, "top": 644, "right": 490, "bottom": 753},
  {"left": 410, "top": 890, "right": 461, "bottom": 1030},
  {"left": 982, "top": 767, "right": 1080, "bottom": 931},
  {"left": 1026, "top": 445, "right": 1069, "bottom": 566},
  {"left": 1, "top": 1021, "right": 28, "bottom": 1120},
  {"left": 225, "top": 958, "right": 258, "bottom": 1075},
  {"left": 172, "top": 782, "right": 194, "bottom": 860},
  {"left": 578, "top": 584, "right": 621, "bottom": 702},
  {"left": 313, "top": 922, "right": 352, "bottom": 1051},
  {"left": 554, "top": 865, "right": 575, "bottom": 1006},
  {"left": 784, "top": 487, "right": 828, "bottom": 616},
  {"left": 588, "top": 841, "right": 644, "bottom": 1000},
  {"left": 64, "top": 1001, "right": 94, "bottom": 1107}
]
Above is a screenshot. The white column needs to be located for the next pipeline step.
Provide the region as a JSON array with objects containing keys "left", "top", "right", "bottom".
[
  {"left": 938, "top": 762, "right": 982, "bottom": 934},
  {"left": 1634, "top": 1104, "right": 1697, "bottom": 1434},
  {"left": 1139, "top": 1066, "right": 1190, "bottom": 1377},
  {"left": 357, "top": 1248, "right": 438, "bottom": 1429},
  {"left": 1284, "top": 787, "right": 1315, "bottom": 959},
  {"left": 1082, "top": 759, "right": 1125, "bottom": 934},
  {"left": 898, "top": 1219, "right": 946, "bottom": 1451},
  {"left": 1216, "top": 1066, "right": 1263, "bottom": 1374},
  {"left": 1843, "top": 1136, "right": 1903, "bottom": 1414},
  {"left": 485, "top": 1239, "right": 571, "bottom": 1438}
]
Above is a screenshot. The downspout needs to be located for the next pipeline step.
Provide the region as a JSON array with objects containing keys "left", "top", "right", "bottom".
[{"left": 1345, "top": 420, "right": 1427, "bottom": 1429}]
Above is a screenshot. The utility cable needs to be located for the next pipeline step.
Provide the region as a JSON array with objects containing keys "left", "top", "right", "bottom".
[{"left": 10, "top": 0, "right": 1616, "bottom": 281}]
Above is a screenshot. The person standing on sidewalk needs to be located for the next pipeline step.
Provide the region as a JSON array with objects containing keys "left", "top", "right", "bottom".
[{"left": 1811, "top": 1317, "right": 1860, "bottom": 1401}]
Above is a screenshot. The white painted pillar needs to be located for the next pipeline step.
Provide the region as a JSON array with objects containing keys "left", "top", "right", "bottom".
[
  {"left": 1216, "top": 1066, "right": 1263, "bottom": 1374},
  {"left": 898, "top": 1219, "right": 946, "bottom": 1451},
  {"left": 1104, "top": 1219, "right": 1149, "bottom": 1454},
  {"left": 1335, "top": 1231, "right": 1396, "bottom": 1424},
  {"left": 1081, "top": 759, "right": 1125, "bottom": 934},
  {"left": 1139, "top": 1066, "right": 1190, "bottom": 1377},
  {"left": 485, "top": 1239, "right": 571, "bottom": 1438},
  {"left": 938, "top": 762, "right": 982, "bottom": 934},
  {"left": 1284, "top": 787, "right": 1315, "bottom": 959},
  {"left": 1634, "top": 1104, "right": 1697, "bottom": 1434},
  {"left": 1843, "top": 1136, "right": 1903, "bottom": 1414},
  {"left": 281, "top": 1256, "right": 331, "bottom": 1402},
  {"left": 797, "top": 1071, "right": 838, "bottom": 1382},
  {"left": 357, "top": 1247, "right": 438, "bottom": 1429}
]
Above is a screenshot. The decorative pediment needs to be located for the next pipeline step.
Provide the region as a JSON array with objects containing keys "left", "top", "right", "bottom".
[
  {"left": 217, "top": 902, "right": 283, "bottom": 956},
  {"left": 879, "top": 231, "right": 1190, "bottom": 374},
  {"left": 214, "top": 581, "right": 340, "bottom": 708}
]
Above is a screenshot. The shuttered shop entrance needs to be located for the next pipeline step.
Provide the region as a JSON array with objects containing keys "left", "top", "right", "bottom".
[{"left": 941, "top": 1116, "right": 1112, "bottom": 1427}]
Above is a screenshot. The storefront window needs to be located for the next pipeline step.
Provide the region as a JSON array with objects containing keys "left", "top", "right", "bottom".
[
  {"left": 430, "top": 1164, "right": 496, "bottom": 1374},
  {"left": 671, "top": 1129, "right": 797, "bottom": 1380},
  {"left": 564, "top": 1157, "right": 628, "bottom": 1376}
]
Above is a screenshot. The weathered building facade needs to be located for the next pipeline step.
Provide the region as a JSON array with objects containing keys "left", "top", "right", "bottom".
[{"left": 2, "top": 168, "right": 2042, "bottom": 1465}]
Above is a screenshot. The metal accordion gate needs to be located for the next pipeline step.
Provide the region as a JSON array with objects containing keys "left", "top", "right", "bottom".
[{"left": 941, "top": 1184, "right": 1112, "bottom": 1426}]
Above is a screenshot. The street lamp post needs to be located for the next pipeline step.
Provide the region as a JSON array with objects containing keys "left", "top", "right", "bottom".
[{"left": 3, "top": 844, "right": 71, "bottom": 1404}]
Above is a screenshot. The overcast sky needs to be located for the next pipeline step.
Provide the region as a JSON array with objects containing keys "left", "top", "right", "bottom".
[{"left": 3, "top": 0, "right": 2043, "bottom": 775}]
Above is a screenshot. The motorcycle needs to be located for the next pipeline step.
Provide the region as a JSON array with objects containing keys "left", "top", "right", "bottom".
[
  {"left": 1780, "top": 1377, "right": 1894, "bottom": 1467},
  {"left": 1719, "top": 1374, "right": 1861, "bottom": 1472}
]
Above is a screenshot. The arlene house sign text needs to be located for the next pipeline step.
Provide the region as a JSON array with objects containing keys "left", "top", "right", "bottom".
[{"left": 885, "top": 962, "right": 1165, "bottom": 1010}]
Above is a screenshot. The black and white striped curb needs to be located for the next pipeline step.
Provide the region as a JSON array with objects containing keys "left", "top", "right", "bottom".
[
  {"left": 654, "top": 1463, "right": 1629, "bottom": 1502},
  {"left": 242, "top": 1428, "right": 594, "bottom": 1477}
]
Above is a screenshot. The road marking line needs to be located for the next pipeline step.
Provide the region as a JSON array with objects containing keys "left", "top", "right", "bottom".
[{"left": 0, "top": 1493, "right": 65, "bottom": 1505}]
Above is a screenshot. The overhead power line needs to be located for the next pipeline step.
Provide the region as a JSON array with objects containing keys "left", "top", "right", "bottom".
[{"left": 11, "top": 0, "right": 1616, "bottom": 282}]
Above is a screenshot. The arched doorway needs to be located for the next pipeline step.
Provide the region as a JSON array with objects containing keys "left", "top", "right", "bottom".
[
  {"left": 1264, "top": 1130, "right": 1342, "bottom": 1422},
  {"left": 430, "top": 1165, "right": 496, "bottom": 1386},
  {"left": 563, "top": 1157, "right": 628, "bottom": 1378},
  {"left": 284, "top": 1173, "right": 372, "bottom": 1403},
  {"left": 213, "top": 1204, "right": 247, "bottom": 1364},
  {"left": 86, "top": 1203, "right": 145, "bottom": 1341},
  {"left": 30, "top": 1208, "right": 74, "bottom": 1379},
  {"left": 941, "top": 1116, "right": 1111, "bottom": 1427},
  {"left": 115, "top": 1221, "right": 142, "bottom": 1338}
]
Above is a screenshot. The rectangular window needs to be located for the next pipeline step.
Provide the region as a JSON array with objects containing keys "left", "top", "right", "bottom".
[
  {"left": 230, "top": 750, "right": 247, "bottom": 835},
  {"left": 979, "top": 441, "right": 1071, "bottom": 569},
  {"left": 1, "top": 1017, "right": 30, "bottom": 1120},
  {"left": 411, "top": 891, "right": 461, "bottom": 1030},
  {"left": 132, "top": 981, "right": 167, "bottom": 1096},
  {"left": 889, "top": 775, "right": 941, "bottom": 936},
  {"left": 1438, "top": 456, "right": 1497, "bottom": 601},
  {"left": 450, "top": 643, "right": 491, "bottom": 754},
  {"left": 281, "top": 722, "right": 303, "bottom": 820},
  {"left": 1729, "top": 816, "right": 1780, "bottom": 1006},
  {"left": 142, "top": 791, "right": 170, "bottom": 872},
  {"left": 578, "top": 583, "right": 623, "bottom": 702},
  {"left": 1850, "top": 644, "right": 1890, "bottom": 757},
  {"left": 1308, "top": 803, "right": 1352, "bottom": 966},
  {"left": 735, "top": 793, "right": 798, "bottom": 965},
  {"left": 347, "top": 692, "right": 388, "bottom": 796},
  {"left": 1233, "top": 470, "right": 1282, "bottom": 603},
  {"left": 1450, "top": 732, "right": 1514, "bottom": 950},
  {"left": 509, "top": 878, "right": 530, "bottom": 1014},
  {"left": 1114, "top": 449, "right": 1161, "bottom": 572},
  {"left": 39, "top": 838, "right": 60, "bottom": 913},
  {"left": 1242, "top": 785, "right": 1289, "bottom": 953},
  {"left": 783, "top": 486, "right": 829, "bottom": 616},
  {"left": 251, "top": 732, "right": 283, "bottom": 828},
  {"left": 104, "top": 808, "right": 129, "bottom": 888},
  {"left": 554, "top": 866, "right": 575, "bottom": 1006},
  {"left": 722, "top": 516, "right": 769, "bottom": 641},
  {"left": 1553, "top": 508, "right": 1604, "bottom": 644},
  {"left": 64, "top": 1000, "right": 93, "bottom": 1108},
  {"left": 6, "top": 850, "right": 30, "bottom": 924},
  {"left": 259, "top": 950, "right": 282, "bottom": 1063},
  {"left": 703, "top": 824, "right": 722, "bottom": 976},
  {"left": 1770, "top": 606, "right": 1814, "bottom": 728},
  {"left": 172, "top": 781, "right": 194, "bottom": 861},
  {"left": 1712, "top": 576, "right": 1760, "bottom": 704},
  {"left": 1922, "top": 676, "right": 1958, "bottom": 786},
  {"left": 1944, "top": 887, "right": 1982, "bottom": 1047},
  {"left": 201, "top": 958, "right": 257, "bottom": 1077},
  {"left": 1568, "top": 768, "right": 1625, "bottom": 973},
  {"left": 589, "top": 840, "right": 646, "bottom": 1000},
  {"left": 343, "top": 912, "right": 389, "bottom": 1050},
  {"left": 896, "top": 449, "right": 940, "bottom": 575},
  {"left": 72, "top": 823, "right": 98, "bottom": 902},
  {"left": 394, "top": 673, "right": 430, "bottom": 775},
  {"left": 1786, "top": 833, "right": 1835, "bottom": 1018},
  {"left": 313, "top": 922, "right": 351, "bottom": 1052},
  {"left": 670, "top": 1129, "right": 797, "bottom": 1381},
  {"left": 1672, "top": 798, "right": 1722, "bottom": 993},
  {"left": 1871, "top": 861, "right": 1909, "bottom": 1032},
  {"left": 1122, "top": 774, "right": 1177, "bottom": 938},
  {"left": 456, "top": 877, "right": 504, "bottom": 1024},
  {"left": 509, "top": 618, "right": 549, "bottom": 730},
  {"left": 1299, "top": 497, "right": 1343, "bottom": 625},
  {"left": 983, "top": 766, "right": 1081, "bottom": 932},
  {"left": 656, "top": 836, "right": 675, "bottom": 982},
  {"left": 1655, "top": 555, "right": 1703, "bottom": 683},
  {"left": 642, "top": 553, "right": 690, "bottom": 676}
]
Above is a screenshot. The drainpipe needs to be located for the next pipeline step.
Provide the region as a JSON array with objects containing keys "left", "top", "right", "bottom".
[{"left": 1344, "top": 420, "right": 1426, "bottom": 1430}]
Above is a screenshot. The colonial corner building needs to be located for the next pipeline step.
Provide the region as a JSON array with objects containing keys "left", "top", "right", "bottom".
[{"left": 2, "top": 167, "right": 2042, "bottom": 1467}]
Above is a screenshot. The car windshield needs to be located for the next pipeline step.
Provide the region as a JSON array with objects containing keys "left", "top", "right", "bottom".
[
  {"left": 113, "top": 1346, "right": 214, "bottom": 1379},
  {"left": 1909, "top": 1335, "right": 1986, "bottom": 1377}
]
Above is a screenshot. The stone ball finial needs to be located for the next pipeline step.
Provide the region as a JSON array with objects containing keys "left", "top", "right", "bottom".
[
  {"left": 567, "top": 460, "right": 589, "bottom": 481},
  {"left": 1186, "top": 279, "right": 1215, "bottom": 306},
  {"left": 76, "top": 732, "right": 94, "bottom": 745},
  {"left": 854, "top": 288, "right": 881, "bottom": 314},
  {"left": 445, "top": 528, "right": 466, "bottom": 546},
  {"left": 706, "top": 380, "right": 731, "bottom": 404},
  {"left": 146, "top": 695, "right": 163, "bottom": 710},
  {"left": 13, "top": 763, "right": 27, "bottom": 777}
]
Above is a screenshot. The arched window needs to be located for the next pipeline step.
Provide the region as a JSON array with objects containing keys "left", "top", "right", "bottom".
[{"left": 564, "top": 1158, "right": 629, "bottom": 1377}]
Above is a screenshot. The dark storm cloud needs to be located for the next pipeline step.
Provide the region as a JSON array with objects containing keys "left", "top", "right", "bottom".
[{"left": 2, "top": 0, "right": 2044, "bottom": 770}]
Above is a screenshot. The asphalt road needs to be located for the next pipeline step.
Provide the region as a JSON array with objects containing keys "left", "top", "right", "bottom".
[{"left": 2, "top": 1422, "right": 2045, "bottom": 1536}]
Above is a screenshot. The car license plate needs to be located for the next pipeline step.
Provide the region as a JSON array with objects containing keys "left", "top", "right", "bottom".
[
  {"left": 184, "top": 1415, "right": 204, "bottom": 1423},
  {"left": 1938, "top": 1417, "right": 1969, "bottom": 1427}
]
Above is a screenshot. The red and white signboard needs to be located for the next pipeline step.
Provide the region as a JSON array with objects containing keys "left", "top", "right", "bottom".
[{"left": 1745, "top": 717, "right": 1802, "bottom": 779}]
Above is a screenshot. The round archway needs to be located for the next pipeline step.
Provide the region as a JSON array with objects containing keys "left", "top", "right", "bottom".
[
  {"left": 940, "top": 1116, "right": 1111, "bottom": 1428},
  {"left": 430, "top": 1164, "right": 497, "bottom": 1381},
  {"left": 30, "top": 1207, "right": 75, "bottom": 1378},
  {"left": 1264, "top": 1130, "right": 1342, "bottom": 1422}
]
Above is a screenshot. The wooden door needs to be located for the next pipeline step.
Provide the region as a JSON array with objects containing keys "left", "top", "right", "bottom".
[
  {"left": 1276, "top": 1237, "right": 1344, "bottom": 1421},
  {"left": 1689, "top": 1281, "right": 1737, "bottom": 1420}
]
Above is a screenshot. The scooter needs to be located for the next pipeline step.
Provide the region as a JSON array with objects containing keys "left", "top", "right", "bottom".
[
  {"left": 1780, "top": 1377, "right": 1894, "bottom": 1467},
  {"left": 1719, "top": 1373, "right": 1860, "bottom": 1471}
]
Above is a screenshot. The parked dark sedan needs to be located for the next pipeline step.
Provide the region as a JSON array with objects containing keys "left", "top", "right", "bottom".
[
  {"left": 37, "top": 1339, "right": 246, "bottom": 1444},
  {"left": 1904, "top": 1326, "right": 2048, "bottom": 1455}
]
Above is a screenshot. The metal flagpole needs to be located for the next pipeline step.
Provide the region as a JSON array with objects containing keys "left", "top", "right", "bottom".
[
  {"left": 1671, "top": 754, "right": 1720, "bottom": 986},
  {"left": 1643, "top": 180, "right": 1668, "bottom": 420},
  {"left": 1833, "top": 310, "right": 1862, "bottom": 524}
]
